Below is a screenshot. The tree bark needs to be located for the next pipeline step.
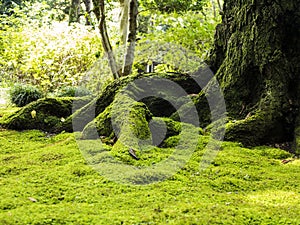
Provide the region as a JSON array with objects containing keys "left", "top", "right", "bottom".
[
  {"left": 69, "top": 0, "right": 81, "bottom": 24},
  {"left": 216, "top": 0, "right": 222, "bottom": 11},
  {"left": 119, "top": 0, "right": 129, "bottom": 44},
  {"left": 83, "top": 0, "right": 92, "bottom": 25},
  {"left": 122, "top": 0, "right": 138, "bottom": 76},
  {"left": 93, "top": 0, "right": 121, "bottom": 79},
  {"left": 211, "top": 0, "right": 216, "bottom": 18},
  {"left": 209, "top": 0, "right": 300, "bottom": 149}
]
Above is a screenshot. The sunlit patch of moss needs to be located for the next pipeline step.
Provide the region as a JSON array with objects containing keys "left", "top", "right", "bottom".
[
  {"left": 0, "top": 129, "right": 299, "bottom": 224},
  {"left": 109, "top": 94, "right": 152, "bottom": 163},
  {"left": 253, "top": 146, "right": 292, "bottom": 159},
  {"left": 246, "top": 190, "right": 300, "bottom": 207}
]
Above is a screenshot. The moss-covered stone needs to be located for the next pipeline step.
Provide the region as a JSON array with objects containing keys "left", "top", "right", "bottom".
[
  {"left": 58, "top": 99, "right": 97, "bottom": 133},
  {"left": 109, "top": 93, "right": 153, "bottom": 161},
  {"left": 149, "top": 117, "right": 182, "bottom": 146},
  {"left": 57, "top": 72, "right": 200, "bottom": 134},
  {"left": 141, "top": 97, "right": 177, "bottom": 117},
  {"left": 171, "top": 91, "right": 211, "bottom": 127},
  {"left": 81, "top": 105, "right": 114, "bottom": 140},
  {"left": 1, "top": 97, "right": 91, "bottom": 132}
]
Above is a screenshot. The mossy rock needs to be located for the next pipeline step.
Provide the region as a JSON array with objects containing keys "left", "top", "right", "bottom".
[
  {"left": 58, "top": 99, "right": 97, "bottom": 133},
  {"left": 81, "top": 105, "right": 114, "bottom": 140},
  {"left": 82, "top": 91, "right": 152, "bottom": 140},
  {"left": 170, "top": 91, "right": 211, "bottom": 128},
  {"left": 1, "top": 97, "right": 91, "bottom": 132},
  {"left": 82, "top": 109, "right": 194, "bottom": 148},
  {"left": 63, "top": 72, "right": 202, "bottom": 133},
  {"left": 149, "top": 117, "right": 182, "bottom": 146},
  {"left": 141, "top": 96, "right": 177, "bottom": 117},
  {"left": 109, "top": 93, "right": 153, "bottom": 162}
]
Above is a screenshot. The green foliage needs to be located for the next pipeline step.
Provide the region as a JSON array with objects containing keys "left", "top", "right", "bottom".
[
  {"left": 55, "top": 86, "right": 92, "bottom": 97},
  {"left": 0, "top": 0, "right": 220, "bottom": 91},
  {"left": 0, "top": 0, "right": 68, "bottom": 21},
  {"left": 9, "top": 84, "right": 43, "bottom": 107},
  {"left": 141, "top": 0, "right": 205, "bottom": 13},
  {"left": 134, "top": 3, "right": 221, "bottom": 74},
  {"left": 0, "top": 2, "right": 102, "bottom": 92}
]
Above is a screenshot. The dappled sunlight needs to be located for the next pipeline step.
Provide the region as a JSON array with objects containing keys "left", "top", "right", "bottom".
[{"left": 246, "top": 190, "right": 300, "bottom": 207}]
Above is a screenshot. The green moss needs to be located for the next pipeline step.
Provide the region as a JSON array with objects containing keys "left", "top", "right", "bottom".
[
  {"left": 224, "top": 106, "right": 293, "bottom": 147},
  {"left": 59, "top": 98, "right": 97, "bottom": 133},
  {"left": 209, "top": 0, "right": 300, "bottom": 146},
  {"left": 0, "top": 97, "right": 91, "bottom": 132},
  {"left": 63, "top": 72, "right": 202, "bottom": 134},
  {"left": 110, "top": 93, "right": 152, "bottom": 161},
  {"left": 0, "top": 130, "right": 300, "bottom": 223},
  {"left": 150, "top": 117, "right": 203, "bottom": 146},
  {"left": 254, "top": 146, "right": 292, "bottom": 159},
  {"left": 162, "top": 135, "right": 180, "bottom": 148},
  {"left": 81, "top": 105, "right": 114, "bottom": 140},
  {"left": 171, "top": 91, "right": 211, "bottom": 127},
  {"left": 151, "top": 117, "right": 181, "bottom": 137}
]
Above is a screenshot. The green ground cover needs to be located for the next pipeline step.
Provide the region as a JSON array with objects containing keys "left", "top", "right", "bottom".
[{"left": 0, "top": 128, "right": 299, "bottom": 224}]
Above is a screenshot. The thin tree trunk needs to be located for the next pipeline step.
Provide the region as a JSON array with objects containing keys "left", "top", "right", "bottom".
[
  {"left": 69, "top": 0, "right": 81, "bottom": 24},
  {"left": 216, "top": 0, "right": 222, "bottom": 11},
  {"left": 211, "top": 0, "right": 216, "bottom": 18},
  {"left": 122, "top": 0, "right": 138, "bottom": 76},
  {"left": 93, "top": 0, "right": 120, "bottom": 79},
  {"left": 83, "top": 0, "right": 92, "bottom": 25},
  {"left": 119, "top": 0, "right": 129, "bottom": 44}
]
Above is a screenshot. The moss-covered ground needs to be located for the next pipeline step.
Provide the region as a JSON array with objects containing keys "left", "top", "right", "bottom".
[{"left": 0, "top": 127, "right": 299, "bottom": 224}]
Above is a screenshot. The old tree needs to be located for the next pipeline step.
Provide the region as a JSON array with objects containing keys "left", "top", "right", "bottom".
[
  {"left": 210, "top": 0, "right": 300, "bottom": 151},
  {"left": 3, "top": 0, "right": 300, "bottom": 154}
]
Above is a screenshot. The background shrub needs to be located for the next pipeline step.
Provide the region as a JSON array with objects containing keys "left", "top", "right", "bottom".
[
  {"left": 0, "top": 3, "right": 102, "bottom": 92},
  {"left": 55, "top": 86, "right": 91, "bottom": 97},
  {"left": 9, "top": 84, "right": 43, "bottom": 107}
]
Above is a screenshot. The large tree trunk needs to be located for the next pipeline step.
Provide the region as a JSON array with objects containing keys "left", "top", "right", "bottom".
[{"left": 209, "top": 0, "right": 300, "bottom": 149}]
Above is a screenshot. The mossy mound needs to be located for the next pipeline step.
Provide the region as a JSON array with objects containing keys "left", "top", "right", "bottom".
[
  {"left": 109, "top": 93, "right": 153, "bottom": 161},
  {"left": 57, "top": 99, "right": 97, "bottom": 133},
  {"left": 1, "top": 97, "right": 91, "bottom": 132},
  {"left": 149, "top": 117, "right": 182, "bottom": 146},
  {"left": 171, "top": 91, "right": 211, "bottom": 127},
  {"left": 81, "top": 105, "right": 113, "bottom": 140},
  {"left": 60, "top": 72, "right": 201, "bottom": 133},
  {"left": 80, "top": 85, "right": 204, "bottom": 166},
  {"left": 82, "top": 91, "right": 152, "bottom": 142},
  {"left": 81, "top": 106, "right": 198, "bottom": 148}
]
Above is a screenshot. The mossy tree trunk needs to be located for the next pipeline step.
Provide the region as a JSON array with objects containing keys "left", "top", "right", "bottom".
[{"left": 209, "top": 0, "right": 300, "bottom": 148}]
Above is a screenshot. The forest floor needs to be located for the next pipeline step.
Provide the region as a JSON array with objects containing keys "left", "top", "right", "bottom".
[{"left": 0, "top": 108, "right": 299, "bottom": 224}]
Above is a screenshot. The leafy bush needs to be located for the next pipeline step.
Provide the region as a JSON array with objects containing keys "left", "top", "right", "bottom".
[
  {"left": 0, "top": 2, "right": 102, "bottom": 92},
  {"left": 9, "top": 84, "right": 43, "bottom": 107},
  {"left": 55, "top": 86, "right": 91, "bottom": 97},
  {"left": 133, "top": 3, "right": 221, "bottom": 74}
]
